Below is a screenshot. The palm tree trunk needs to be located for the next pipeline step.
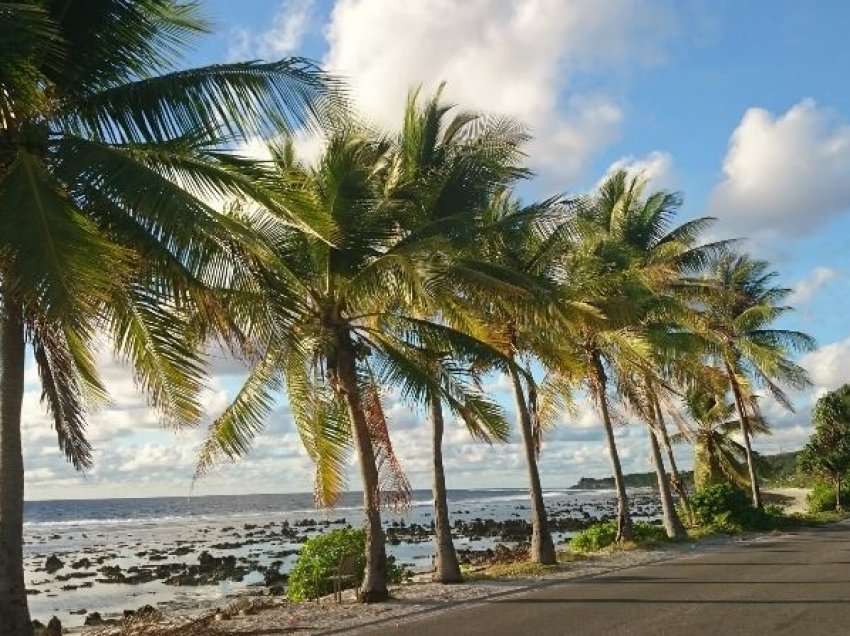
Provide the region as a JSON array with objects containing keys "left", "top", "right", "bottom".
[
  {"left": 507, "top": 364, "right": 556, "bottom": 564},
  {"left": 335, "top": 329, "right": 388, "bottom": 602},
  {"left": 0, "top": 299, "right": 32, "bottom": 636},
  {"left": 647, "top": 424, "right": 685, "bottom": 539},
  {"left": 652, "top": 397, "right": 693, "bottom": 522},
  {"left": 591, "top": 352, "right": 633, "bottom": 543},
  {"left": 725, "top": 363, "right": 762, "bottom": 508},
  {"left": 693, "top": 438, "right": 712, "bottom": 491},
  {"left": 836, "top": 474, "right": 842, "bottom": 513},
  {"left": 429, "top": 393, "right": 462, "bottom": 583}
]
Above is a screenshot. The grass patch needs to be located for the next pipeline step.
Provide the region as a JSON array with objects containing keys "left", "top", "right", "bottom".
[
  {"left": 685, "top": 525, "right": 718, "bottom": 540},
  {"left": 462, "top": 561, "right": 560, "bottom": 581},
  {"left": 569, "top": 521, "right": 669, "bottom": 554}
]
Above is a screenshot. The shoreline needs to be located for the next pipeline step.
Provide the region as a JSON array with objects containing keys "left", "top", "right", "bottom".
[
  {"left": 74, "top": 527, "right": 784, "bottom": 635},
  {"left": 27, "top": 489, "right": 663, "bottom": 629},
  {"left": 41, "top": 487, "right": 814, "bottom": 634}
]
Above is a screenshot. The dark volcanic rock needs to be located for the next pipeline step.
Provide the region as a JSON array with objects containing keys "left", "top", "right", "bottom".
[
  {"left": 44, "top": 555, "right": 64, "bottom": 574},
  {"left": 164, "top": 551, "right": 250, "bottom": 586},
  {"left": 84, "top": 612, "right": 104, "bottom": 626}
]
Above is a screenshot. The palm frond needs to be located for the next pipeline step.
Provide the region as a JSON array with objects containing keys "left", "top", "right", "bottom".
[
  {"left": 29, "top": 318, "right": 99, "bottom": 470},
  {"left": 194, "top": 349, "right": 281, "bottom": 478},
  {"left": 64, "top": 58, "right": 339, "bottom": 143},
  {"left": 108, "top": 287, "right": 206, "bottom": 426}
]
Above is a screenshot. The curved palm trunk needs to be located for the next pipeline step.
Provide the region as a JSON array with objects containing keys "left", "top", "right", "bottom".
[
  {"left": 725, "top": 363, "right": 762, "bottom": 509},
  {"left": 647, "top": 425, "right": 685, "bottom": 539},
  {"left": 335, "top": 330, "right": 388, "bottom": 602},
  {"left": 507, "top": 365, "right": 556, "bottom": 564},
  {"left": 429, "top": 393, "right": 462, "bottom": 583},
  {"left": 0, "top": 299, "right": 32, "bottom": 636},
  {"left": 591, "top": 352, "right": 633, "bottom": 543},
  {"left": 652, "top": 397, "right": 693, "bottom": 522}
]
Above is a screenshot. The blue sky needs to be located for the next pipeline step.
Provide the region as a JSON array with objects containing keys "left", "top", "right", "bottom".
[{"left": 22, "top": 0, "right": 850, "bottom": 500}]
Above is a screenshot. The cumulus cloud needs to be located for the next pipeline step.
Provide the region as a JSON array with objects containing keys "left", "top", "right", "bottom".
[
  {"left": 708, "top": 99, "right": 850, "bottom": 239},
  {"left": 800, "top": 337, "right": 850, "bottom": 394},
  {"left": 229, "top": 0, "right": 315, "bottom": 60},
  {"left": 323, "top": 0, "right": 677, "bottom": 185}
]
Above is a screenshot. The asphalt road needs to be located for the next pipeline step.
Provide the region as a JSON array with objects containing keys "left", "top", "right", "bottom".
[{"left": 364, "top": 521, "right": 850, "bottom": 636}]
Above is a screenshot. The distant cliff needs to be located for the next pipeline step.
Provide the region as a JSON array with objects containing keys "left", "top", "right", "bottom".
[{"left": 569, "top": 471, "right": 678, "bottom": 490}]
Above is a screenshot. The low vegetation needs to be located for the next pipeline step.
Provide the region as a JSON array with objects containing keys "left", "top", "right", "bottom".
[
  {"left": 287, "top": 528, "right": 367, "bottom": 601},
  {"left": 287, "top": 528, "right": 409, "bottom": 601},
  {"left": 570, "top": 521, "right": 669, "bottom": 553},
  {"left": 806, "top": 481, "right": 850, "bottom": 514}
]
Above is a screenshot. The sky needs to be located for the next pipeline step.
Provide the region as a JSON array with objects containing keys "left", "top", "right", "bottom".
[{"left": 22, "top": 0, "right": 850, "bottom": 500}]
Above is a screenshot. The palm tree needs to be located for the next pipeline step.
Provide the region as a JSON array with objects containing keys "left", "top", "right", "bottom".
[
  {"left": 696, "top": 253, "right": 814, "bottom": 507},
  {"left": 678, "top": 389, "right": 769, "bottom": 490},
  {"left": 392, "top": 88, "right": 522, "bottom": 582},
  {"left": 567, "top": 171, "right": 727, "bottom": 541},
  {"left": 471, "top": 190, "right": 586, "bottom": 564},
  {"left": 195, "top": 115, "right": 520, "bottom": 600},
  {"left": 0, "top": 3, "right": 333, "bottom": 632},
  {"left": 543, "top": 173, "right": 667, "bottom": 543}
]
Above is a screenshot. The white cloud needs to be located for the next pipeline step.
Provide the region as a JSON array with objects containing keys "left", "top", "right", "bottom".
[
  {"left": 600, "top": 151, "right": 675, "bottom": 191},
  {"left": 708, "top": 99, "right": 850, "bottom": 238},
  {"left": 229, "top": 0, "right": 315, "bottom": 60},
  {"left": 788, "top": 266, "right": 837, "bottom": 305},
  {"left": 322, "top": 0, "right": 677, "bottom": 185},
  {"left": 800, "top": 337, "right": 850, "bottom": 394}
]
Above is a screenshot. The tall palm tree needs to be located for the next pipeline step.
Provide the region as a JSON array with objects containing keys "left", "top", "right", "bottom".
[
  {"left": 392, "top": 88, "right": 523, "bottom": 582},
  {"left": 576, "top": 171, "right": 728, "bottom": 540},
  {"left": 545, "top": 174, "right": 664, "bottom": 542},
  {"left": 0, "top": 3, "right": 333, "bottom": 632},
  {"left": 695, "top": 254, "right": 814, "bottom": 507},
  {"left": 195, "top": 119, "right": 519, "bottom": 600},
  {"left": 471, "top": 190, "right": 586, "bottom": 564}
]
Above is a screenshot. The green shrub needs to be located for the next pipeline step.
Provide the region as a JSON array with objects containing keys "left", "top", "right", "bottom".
[
  {"left": 688, "top": 483, "right": 790, "bottom": 532},
  {"left": 570, "top": 520, "right": 668, "bottom": 553},
  {"left": 570, "top": 521, "right": 617, "bottom": 552},
  {"left": 287, "top": 527, "right": 366, "bottom": 601},
  {"left": 689, "top": 484, "right": 752, "bottom": 527},
  {"left": 632, "top": 521, "right": 668, "bottom": 544},
  {"left": 807, "top": 480, "right": 850, "bottom": 513},
  {"left": 386, "top": 557, "right": 411, "bottom": 585}
]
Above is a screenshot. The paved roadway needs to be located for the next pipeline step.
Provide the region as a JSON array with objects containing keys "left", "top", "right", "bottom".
[{"left": 362, "top": 521, "right": 850, "bottom": 636}]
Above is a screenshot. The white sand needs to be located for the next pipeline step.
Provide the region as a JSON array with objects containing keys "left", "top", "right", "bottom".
[{"left": 763, "top": 488, "right": 810, "bottom": 515}]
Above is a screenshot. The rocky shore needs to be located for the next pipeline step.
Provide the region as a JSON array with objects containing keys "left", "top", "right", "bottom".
[
  {"left": 65, "top": 529, "right": 768, "bottom": 636},
  {"left": 26, "top": 490, "right": 663, "bottom": 629}
]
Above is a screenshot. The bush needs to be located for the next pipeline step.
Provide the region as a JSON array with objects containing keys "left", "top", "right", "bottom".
[
  {"left": 570, "top": 521, "right": 617, "bottom": 552},
  {"left": 287, "top": 527, "right": 366, "bottom": 601},
  {"left": 632, "top": 521, "right": 668, "bottom": 544},
  {"left": 689, "top": 484, "right": 752, "bottom": 528},
  {"left": 807, "top": 480, "right": 850, "bottom": 513},
  {"left": 688, "top": 484, "right": 789, "bottom": 532},
  {"left": 570, "top": 520, "right": 668, "bottom": 553}
]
